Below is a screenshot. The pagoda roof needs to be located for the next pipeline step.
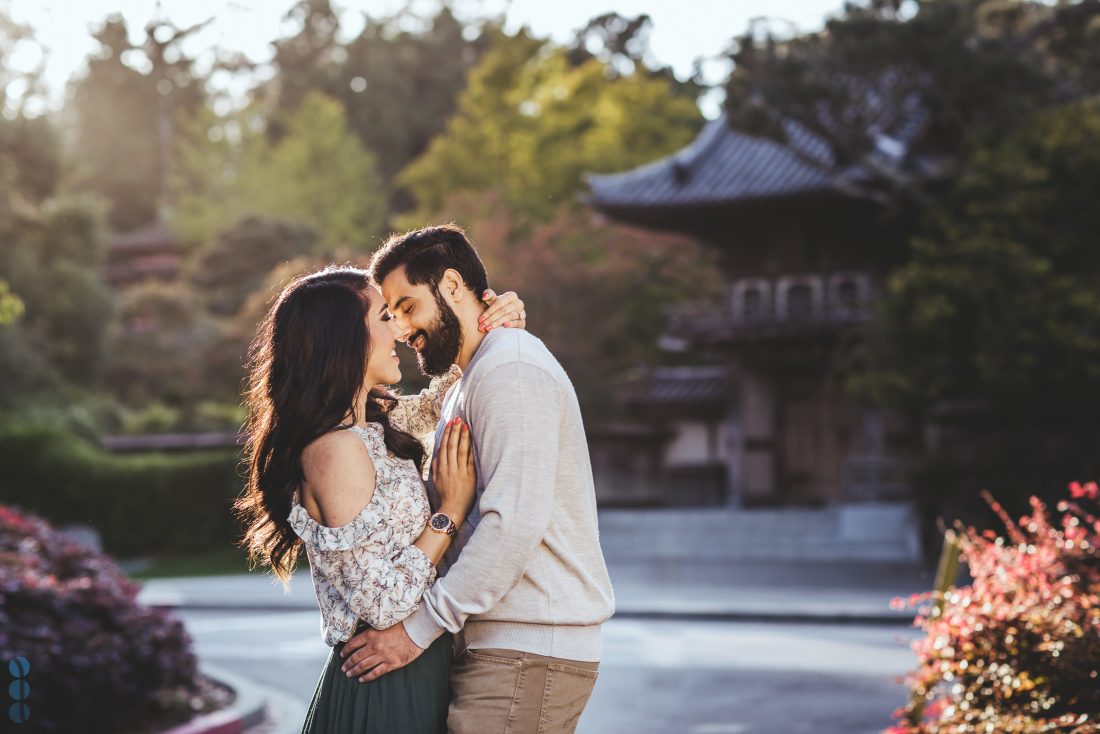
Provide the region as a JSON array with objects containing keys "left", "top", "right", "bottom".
[
  {"left": 589, "top": 116, "right": 845, "bottom": 211},
  {"left": 587, "top": 100, "right": 927, "bottom": 219},
  {"left": 109, "top": 220, "right": 179, "bottom": 253},
  {"left": 626, "top": 365, "right": 733, "bottom": 417}
]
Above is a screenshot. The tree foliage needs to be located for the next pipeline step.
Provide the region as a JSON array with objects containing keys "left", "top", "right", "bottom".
[
  {"left": 0, "top": 280, "right": 23, "bottom": 325},
  {"left": 101, "top": 279, "right": 223, "bottom": 406},
  {"left": 398, "top": 28, "right": 704, "bottom": 224},
  {"left": 261, "top": 0, "right": 492, "bottom": 209},
  {"left": 335, "top": 6, "right": 494, "bottom": 184},
  {"left": 186, "top": 216, "right": 320, "bottom": 317},
  {"left": 174, "top": 92, "right": 387, "bottom": 249},
  {"left": 849, "top": 101, "right": 1100, "bottom": 413},
  {"left": 69, "top": 15, "right": 208, "bottom": 231},
  {"left": 721, "top": 1, "right": 1100, "bottom": 423},
  {"left": 723, "top": 0, "right": 1100, "bottom": 208},
  {"left": 424, "top": 190, "right": 723, "bottom": 415},
  {"left": 0, "top": 13, "right": 115, "bottom": 405}
]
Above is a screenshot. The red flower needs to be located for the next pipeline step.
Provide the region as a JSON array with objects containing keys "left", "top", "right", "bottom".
[{"left": 1068, "top": 480, "right": 1099, "bottom": 500}]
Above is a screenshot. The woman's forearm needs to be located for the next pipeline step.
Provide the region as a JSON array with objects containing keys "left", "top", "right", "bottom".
[{"left": 412, "top": 503, "right": 467, "bottom": 566}]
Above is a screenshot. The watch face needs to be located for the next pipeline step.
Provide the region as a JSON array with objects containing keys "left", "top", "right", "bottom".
[{"left": 431, "top": 514, "right": 450, "bottom": 530}]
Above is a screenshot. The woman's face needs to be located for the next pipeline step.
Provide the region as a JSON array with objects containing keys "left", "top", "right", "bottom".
[{"left": 362, "top": 289, "right": 404, "bottom": 387}]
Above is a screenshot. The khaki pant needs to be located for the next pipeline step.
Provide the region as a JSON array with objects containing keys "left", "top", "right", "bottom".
[{"left": 448, "top": 648, "right": 599, "bottom": 734}]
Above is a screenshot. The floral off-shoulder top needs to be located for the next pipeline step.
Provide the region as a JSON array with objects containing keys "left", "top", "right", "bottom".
[{"left": 287, "top": 365, "right": 460, "bottom": 647}]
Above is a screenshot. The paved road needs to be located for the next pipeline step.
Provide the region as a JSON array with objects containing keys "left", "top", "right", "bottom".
[{"left": 177, "top": 608, "right": 919, "bottom": 734}]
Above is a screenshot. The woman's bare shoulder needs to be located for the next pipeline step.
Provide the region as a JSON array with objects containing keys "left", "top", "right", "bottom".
[{"left": 300, "top": 429, "right": 377, "bottom": 527}]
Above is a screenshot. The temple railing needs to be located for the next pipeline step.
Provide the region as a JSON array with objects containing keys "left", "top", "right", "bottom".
[{"left": 662, "top": 301, "right": 873, "bottom": 345}]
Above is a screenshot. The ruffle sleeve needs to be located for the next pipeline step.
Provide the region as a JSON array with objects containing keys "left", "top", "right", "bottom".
[
  {"left": 344, "top": 544, "right": 437, "bottom": 630},
  {"left": 287, "top": 495, "right": 385, "bottom": 551},
  {"left": 387, "top": 364, "right": 462, "bottom": 436}
]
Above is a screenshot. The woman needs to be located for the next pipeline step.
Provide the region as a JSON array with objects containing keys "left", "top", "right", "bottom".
[{"left": 233, "top": 265, "right": 526, "bottom": 733}]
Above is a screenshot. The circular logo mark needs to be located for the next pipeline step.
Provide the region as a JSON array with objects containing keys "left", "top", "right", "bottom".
[
  {"left": 7, "top": 658, "right": 29, "bottom": 678},
  {"left": 9, "top": 701, "right": 30, "bottom": 724},
  {"left": 8, "top": 680, "right": 29, "bottom": 702}
]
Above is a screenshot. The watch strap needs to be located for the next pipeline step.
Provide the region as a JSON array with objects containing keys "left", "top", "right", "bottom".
[{"left": 428, "top": 512, "right": 457, "bottom": 537}]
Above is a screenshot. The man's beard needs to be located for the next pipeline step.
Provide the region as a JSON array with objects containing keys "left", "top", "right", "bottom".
[{"left": 410, "top": 289, "right": 463, "bottom": 377}]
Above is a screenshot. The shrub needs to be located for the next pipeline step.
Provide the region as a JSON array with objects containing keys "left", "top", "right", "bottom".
[
  {"left": 0, "top": 504, "right": 203, "bottom": 732},
  {"left": 888, "top": 482, "right": 1100, "bottom": 734},
  {"left": 0, "top": 424, "right": 242, "bottom": 557}
]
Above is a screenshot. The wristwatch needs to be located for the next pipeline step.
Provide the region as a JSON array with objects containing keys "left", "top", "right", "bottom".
[{"left": 428, "top": 512, "right": 458, "bottom": 537}]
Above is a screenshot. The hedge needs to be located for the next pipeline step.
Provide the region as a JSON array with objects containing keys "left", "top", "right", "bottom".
[{"left": 0, "top": 424, "right": 243, "bottom": 557}]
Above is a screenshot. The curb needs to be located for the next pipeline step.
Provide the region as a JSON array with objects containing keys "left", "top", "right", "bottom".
[
  {"left": 150, "top": 601, "right": 914, "bottom": 627},
  {"left": 610, "top": 609, "right": 916, "bottom": 626},
  {"left": 161, "top": 663, "right": 271, "bottom": 734}
]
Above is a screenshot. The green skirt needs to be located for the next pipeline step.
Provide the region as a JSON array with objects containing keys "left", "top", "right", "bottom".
[{"left": 301, "top": 629, "right": 453, "bottom": 734}]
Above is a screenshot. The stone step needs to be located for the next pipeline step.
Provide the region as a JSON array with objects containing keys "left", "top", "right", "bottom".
[{"left": 595, "top": 503, "right": 921, "bottom": 563}]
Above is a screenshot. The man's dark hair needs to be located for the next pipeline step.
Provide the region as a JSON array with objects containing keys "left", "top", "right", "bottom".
[{"left": 368, "top": 224, "right": 489, "bottom": 297}]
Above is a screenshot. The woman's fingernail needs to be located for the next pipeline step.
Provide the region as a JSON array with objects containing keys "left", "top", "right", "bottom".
[{"left": 504, "top": 322, "right": 512, "bottom": 327}]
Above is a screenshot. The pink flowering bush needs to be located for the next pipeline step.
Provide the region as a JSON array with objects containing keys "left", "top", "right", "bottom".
[
  {"left": 0, "top": 504, "right": 205, "bottom": 733},
  {"left": 888, "top": 482, "right": 1100, "bottom": 734}
]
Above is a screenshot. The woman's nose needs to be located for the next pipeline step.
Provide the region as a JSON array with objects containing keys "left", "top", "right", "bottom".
[{"left": 386, "top": 317, "right": 404, "bottom": 339}]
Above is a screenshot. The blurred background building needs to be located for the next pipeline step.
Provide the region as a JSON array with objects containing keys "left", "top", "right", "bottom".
[{"left": 589, "top": 114, "right": 916, "bottom": 505}]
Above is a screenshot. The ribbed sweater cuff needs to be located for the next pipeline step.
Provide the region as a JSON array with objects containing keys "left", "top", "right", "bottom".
[{"left": 403, "top": 605, "right": 446, "bottom": 650}]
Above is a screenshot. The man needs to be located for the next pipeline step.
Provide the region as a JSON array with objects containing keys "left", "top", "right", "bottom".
[{"left": 339, "top": 224, "right": 615, "bottom": 733}]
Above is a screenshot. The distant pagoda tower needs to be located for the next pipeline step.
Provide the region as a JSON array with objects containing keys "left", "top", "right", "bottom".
[{"left": 588, "top": 114, "right": 915, "bottom": 507}]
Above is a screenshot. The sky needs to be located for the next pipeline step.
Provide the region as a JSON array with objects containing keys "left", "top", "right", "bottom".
[{"left": 4, "top": 0, "right": 848, "bottom": 117}]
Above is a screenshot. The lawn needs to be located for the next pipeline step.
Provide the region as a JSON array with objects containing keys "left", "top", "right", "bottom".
[{"left": 123, "top": 546, "right": 256, "bottom": 579}]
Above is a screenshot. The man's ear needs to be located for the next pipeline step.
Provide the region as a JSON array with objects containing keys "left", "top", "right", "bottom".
[{"left": 439, "top": 268, "right": 467, "bottom": 303}]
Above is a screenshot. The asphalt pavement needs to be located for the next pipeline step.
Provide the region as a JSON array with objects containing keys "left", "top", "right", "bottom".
[
  {"left": 178, "top": 608, "right": 921, "bottom": 734},
  {"left": 140, "top": 555, "right": 932, "bottom": 733},
  {"left": 139, "top": 557, "right": 932, "bottom": 624}
]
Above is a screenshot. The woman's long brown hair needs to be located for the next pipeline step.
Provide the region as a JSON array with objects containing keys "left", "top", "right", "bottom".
[{"left": 234, "top": 266, "right": 425, "bottom": 586}]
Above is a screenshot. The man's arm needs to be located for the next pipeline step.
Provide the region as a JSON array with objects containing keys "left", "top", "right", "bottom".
[{"left": 403, "top": 359, "right": 561, "bottom": 648}]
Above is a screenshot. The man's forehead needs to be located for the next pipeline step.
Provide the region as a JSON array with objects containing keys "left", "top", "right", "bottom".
[{"left": 380, "top": 267, "right": 424, "bottom": 307}]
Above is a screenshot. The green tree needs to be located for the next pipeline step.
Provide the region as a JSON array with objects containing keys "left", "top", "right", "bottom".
[
  {"left": 265, "top": 0, "right": 342, "bottom": 127},
  {"left": 0, "top": 200, "right": 115, "bottom": 389},
  {"left": 0, "top": 12, "right": 60, "bottom": 209},
  {"left": 174, "top": 92, "right": 386, "bottom": 249},
  {"left": 261, "top": 1, "right": 493, "bottom": 201},
  {"left": 335, "top": 6, "right": 494, "bottom": 186},
  {"left": 186, "top": 216, "right": 320, "bottom": 317},
  {"left": 68, "top": 15, "right": 208, "bottom": 231},
  {"left": 0, "top": 14, "right": 115, "bottom": 404},
  {"left": 722, "top": 0, "right": 1100, "bottom": 210},
  {"left": 851, "top": 101, "right": 1100, "bottom": 413},
  {"left": 102, "top": 279, "right": 222, "bottom": 406},
  {"left": 397, "top": 29, "right": 704, "bottom": 224},
  {"left": 0, "top": 281, "right": 22, "bottom": 325}
]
